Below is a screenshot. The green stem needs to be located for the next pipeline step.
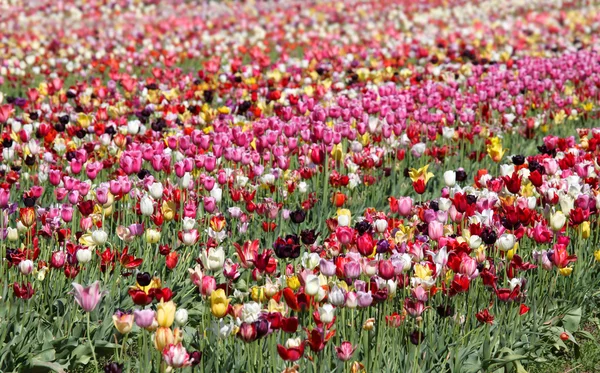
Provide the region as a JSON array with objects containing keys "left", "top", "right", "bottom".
[{"left": 87, "top": 312, "right": 99, "bottom": 373}]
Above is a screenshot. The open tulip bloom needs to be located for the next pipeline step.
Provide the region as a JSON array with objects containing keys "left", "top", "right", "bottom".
[{"left": 2, "top": 0, "right": 600, "bottom": 372}]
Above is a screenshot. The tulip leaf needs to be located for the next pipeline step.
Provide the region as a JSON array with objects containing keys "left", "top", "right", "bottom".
[{"left": 561, "top": 307, "right": 582, "bottom": 332}]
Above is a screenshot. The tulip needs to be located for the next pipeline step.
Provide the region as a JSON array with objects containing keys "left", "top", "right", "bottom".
[
  {"left": 497, "top": 234, "right": 516, "bottom": 252},
  {"left": 72, "top": 281, "right": 106, "bottom": 312},
  {"left": 91, "top": 229, "right": 108, "bottom": 246},
  {"left": 134, "top": 309, "right": 156, "bottom": 329},
  {"left": 18, "top": 260, "right": 34, "bottom": 275},
  {"left": 428, "top": 221, "right": 444, "bottom": 241},
  {"left": 346, "top": 291, "right": 358, "bottom": 308},
  {"left": 337, "top": 208, "right": 351, "bottom": 227},
  {"left": 550, "top": 211, "right": 566, "bottom": 231},
  {"left": 329, "top": 286, "right": 346, "bottom": 306},
  {"left": 304, "top": 274, "right": 321, "bottom": 296},
  {"left": 76, "top": 248, "right": 92, "bottom": 264},
  {"left": 336, "top": 342, "right": 356, "bottom": 361},
  {"left": 157, "top": 300, "right": 176, "bottom": 328},
  {"left": 154, "top": 327, "right": 174, "bottom": 351},
  {"left": 140, "top": 195, "right": 154, "bottom": 216},
  {"left": 145, "top": 229, "right": 161, "bottom": 243},
  {"left": 277, "top": 338, "right": 305, "bottom": 361},
  {"left": 203, "top": 247, "right": 225, "bottom": 271},
  {"left": 50, "top": 251, "right": 66, "bottom": 268},
  {"left": 318, "top": 303, "right": 335, "bottom": 323},
  {"left": 148, "top": 182, "right": 163, "bottom": 199},
  {"left": 112, "top": 310, "right": 134, "bottom": 334},
  {"left": 163, "top": 343, "right": 190, "bottom": 368},
  {"left": 443, "top": 170, "right": 456, "bottom": 187},
  {"left": 241, "top": 302, "right": 261, "bottom": 323},
  {"left": 19, "top": 207, "right": 36, "bottom": 227},
  {"left": 397, "top": 197, "right": 413, "bottom": 216},
  {"left": 210, "top": 289, "right": 230, "bottom": 318}
]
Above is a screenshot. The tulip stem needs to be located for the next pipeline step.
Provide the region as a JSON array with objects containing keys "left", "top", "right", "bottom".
[{"left": 87, "top": 312, "right": 99, "bottom": 373}]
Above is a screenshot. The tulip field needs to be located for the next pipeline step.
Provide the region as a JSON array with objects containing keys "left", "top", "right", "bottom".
[{"left": 3, "top": 0, "right": 600, "bottom": 372}]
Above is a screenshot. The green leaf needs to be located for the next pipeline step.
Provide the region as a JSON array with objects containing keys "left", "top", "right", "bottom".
[
  {"left": 28, "top": 359, "right": 67, "bottom": 373},
  {"left": 561, "top": 307, "right": 582, "bottom": 332}
]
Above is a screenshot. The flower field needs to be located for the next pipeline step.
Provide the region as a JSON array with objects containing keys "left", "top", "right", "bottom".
[{"left": 2, "top": 0, "right": 600, "bottom": 372}]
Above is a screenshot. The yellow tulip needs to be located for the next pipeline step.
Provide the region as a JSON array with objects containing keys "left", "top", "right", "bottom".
[
  {"left": 486, "top": 137, "right": 507, "bottom": 163},
  {"left": 558, "top": 267, "right": 573, "bottom": 277},
  {"left": 580, "top": 221, "right": 590, "bottom": 239},
  {"left": 414, "top": 264, "right": 433, "bottom": 280},
  {"left": 594, "top": 250, "right": 600, "bottom": 263},
  {"left": 507, "top": 242, "right": 519, "bottom": 261},
  {"left": 157, "top": 300, "right": 176, "bottom": 328},
  {"left": 408, "top": 164, "right": 434, "bottom": 184},
  {"left": 162, "top": 200, "right": 176, "bottom": 221},
  {"left": 210, "top": 289, "right": 230, "bottom": 319},
  {"left": 287, "top": 276, "right": 301, "bottom": 291},
  {"left": 154, "top": 327, "right": 174, "bottom": 351},
  {"left": 251, "top": 286, "right": 266, "bottom": 303}
]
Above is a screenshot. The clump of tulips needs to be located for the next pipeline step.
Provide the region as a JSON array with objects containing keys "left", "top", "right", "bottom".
[{"left": 1, "top": 0, "right": 600, "bottom": 372}]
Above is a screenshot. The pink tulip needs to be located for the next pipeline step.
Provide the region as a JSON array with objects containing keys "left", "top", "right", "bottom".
[
  {"left": 336, "top": 342, "right": 356, "bottom": 361},
  {"left": 71, "top": 281, "right": 106, "bottom": 312}
]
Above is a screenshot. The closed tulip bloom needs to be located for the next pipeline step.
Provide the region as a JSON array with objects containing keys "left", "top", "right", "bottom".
[
  {"left": 148, "top": 182, "right": 163, "bottom": 199},
  {"left": 210, "top": 289, "right": 230, "bottom": 318},
  {"left": 76, "top": 248, "right": 92, "bottom": 264},
  {"left": 145, "top": 229, "right": 161, "bottom": 243},
  {"left": 397, "top": 197, "right": 413, "bottom": 216},
  {"left": 154, "top": 327, "right": 174, "bottom": 351},
  {"left": 91, "top": 229, "right": 108, "bottom": 245},
  {"left": 175, "top": 309, "right": 188, "bottom": 326},
  {"left": 428, "top": 221, "right": 444, "bottom": 241},
  {"left": 134, "top": 309, "right": 156, "bottom": 329},
  {"left": 72, "top": 281, "right": 106, "bottom": 312},
  {"left": 497, "top": 234, "right": 516, "bottom": 252},
  {"left": 337, "top": 209, "right": 352, "bottom": 227},
  {"left": 346, "top": 291, "right": 358, "bottom": 308},
  {"left": 304, "top": 274, "right": 321, "bottom": 296},
  {"left": 357, "top": 291, "right": 373, "bottom": 307},
  {"left": 318, "top": 303, "right": 336, "bottom": 323},
  {"left": 344, "top": 261, "right": 361, "bottom": 279},
  {"left": 468, "top": 235, "right": 482, "bottom": 249},
  {"left": 203, "top": 247, "right": 225, "bottom": 271},
  {"left": 157, "top": 300, "right": 176, "bottom": 328},
  {"left": 550, "top": 211, "right": 566, "bottom": 231},
  {"left": 443, "top": 170, "right": 456, "bottom": 187},
  {"left": 140, "top": 195, "right": 154, "bottom": 216},
  {"left": 329, "top": 286, "right": 347, "bottom": 306},
  {"left": 113, "top": 310, "right": 134, "bottom": 334},
  {"left": 319, "top": 259, "right": 336, "bottom": 277},
  {"left": 18, "top": 260, "right": 34, "bottom": 275}
]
